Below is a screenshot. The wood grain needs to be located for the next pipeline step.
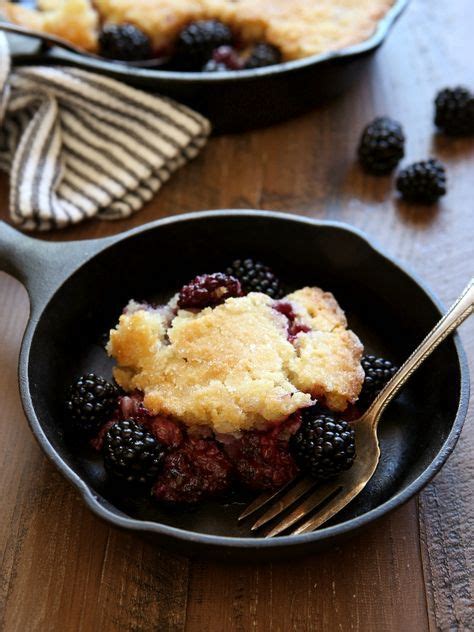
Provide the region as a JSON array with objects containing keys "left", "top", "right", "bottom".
[
  {"left": 0, "top": 0, "right": 473, "bottom": 629},
  {"left": 185, "top": 505, "right": 429, "bottom": 632}
]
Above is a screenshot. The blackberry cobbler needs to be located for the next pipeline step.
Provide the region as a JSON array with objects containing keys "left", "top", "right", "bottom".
[
  {"left": 65, "top": 260, "right": 398, "bottom": 505},
  {"left": 3, "top": 0, "right": 394, "bottom": 71}
]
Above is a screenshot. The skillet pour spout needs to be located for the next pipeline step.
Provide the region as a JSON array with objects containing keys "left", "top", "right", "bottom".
[{"left": 0, "top": 211, "right": 469, "bottom": 559}]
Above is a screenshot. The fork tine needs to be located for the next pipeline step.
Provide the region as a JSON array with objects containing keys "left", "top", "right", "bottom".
[
  {"left": 291, "top": 485, "right": 363, "bottom": 535},
  {"left": 265, "top": 480, "right": 342, "bottom": 538},
  {"left": 250, "top": 477, "right": 316, "bottom": 531},
  {"left": 238, "top": 476, "right": 298, "bottom": 521},
  {"left": 238, "top": 488, "right": 281, "bottom": 521}
]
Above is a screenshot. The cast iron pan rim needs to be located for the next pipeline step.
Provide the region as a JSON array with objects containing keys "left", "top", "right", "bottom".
[
  {"left": 19, "top": 210, "right": 469, "bottom": 550},
  {"left": 11, "top": 0, "right": 410, "bottom": 81}
]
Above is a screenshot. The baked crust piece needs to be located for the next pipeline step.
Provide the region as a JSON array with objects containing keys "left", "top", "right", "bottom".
[
  {"left": 2, "top": 0, "right": 99, "bottom": 52},
  {"left": 107, "top": 287, "right": 364, "bottom": 434}
]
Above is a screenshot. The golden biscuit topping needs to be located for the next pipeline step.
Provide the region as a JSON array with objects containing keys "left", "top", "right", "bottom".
[
  {"left": 2, "top": 0, "right": 99, "bottom": 52},
  {"left": 107, "top": 288, "right": 364, "bottom": 434}
]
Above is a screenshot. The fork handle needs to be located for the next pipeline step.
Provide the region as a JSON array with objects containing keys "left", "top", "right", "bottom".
[{"left": 367, "top": 278, "right": 474, "bottom": 425}]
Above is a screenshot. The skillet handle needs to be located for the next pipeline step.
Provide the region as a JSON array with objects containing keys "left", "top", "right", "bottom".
[
  {"left": 0, "top": 221, "right": 48, "bottom": 284},
  {"left": 0, "top": 220, "right": 108, "bottom": 311}
]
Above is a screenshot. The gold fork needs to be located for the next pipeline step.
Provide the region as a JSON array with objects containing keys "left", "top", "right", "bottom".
[{"left": 239, "top": 279, "right": 473, "bottom": 537}]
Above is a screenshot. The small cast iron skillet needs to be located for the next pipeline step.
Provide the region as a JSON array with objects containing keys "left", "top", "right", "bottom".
[
  {"left": 0, "top": 210, "right": 469, "bottom": 560},
  {"left": 7, "top": 0, "right": 410, "bottom": 131}
]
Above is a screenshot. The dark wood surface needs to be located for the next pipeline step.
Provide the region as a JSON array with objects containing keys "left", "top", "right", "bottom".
[{"left": 0, "top": 0, "right": 473, "bottom": 629}]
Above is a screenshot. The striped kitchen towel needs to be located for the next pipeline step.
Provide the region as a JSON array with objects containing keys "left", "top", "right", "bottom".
[{"left": 0, "top": 34, "right": 211, "bottom": 231}]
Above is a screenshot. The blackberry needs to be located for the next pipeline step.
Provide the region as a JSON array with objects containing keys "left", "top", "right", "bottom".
[
  {"left": 176, "top": 20, "right": 233, "bottom": 69},
  {"left": 203, "top": 45, "right": 243, "bottom": 71},
  {"left": 396, "top": 159, "right": 447, "bottom": 203},
  {"left": 359, "top": 355, "right": 398, "bottom": 407},
  {"left": 290, "top": 408, "right": 356, "bottom": 480},
  {"left": 65, "top": 373, "right": 119, "bottom": 437},
  {"left": 98, "top": 24, "right": 152, "bottom": 61},
  {"left": 226, "top": 258, "right": 283, "bottom": 298},
  {"left": 178, "top": 272, "right": 243, "bottom": 309},
  {"left": 435, "top": 87, "right": 474, "bottom": 136},
  {"left": 245, "top": 43, "right": 282, "bottom": 69},
  {"left": 202, "top": 59, "right": 228, "bottom": 72},
  {"left": 103, "top": 419, "right": 165, "bottom": 485},
  {"left": 358, "top": 117, "right": 405, "bottom": 174}
]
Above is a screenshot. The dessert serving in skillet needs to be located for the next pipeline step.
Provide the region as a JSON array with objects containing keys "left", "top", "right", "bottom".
[
  {"left": 2, "top": 0, "right": 395, "bottom": 70},
  {"left": 1, "top": 0, "right": 409, "bottom": 130},
  {"left": 65, "top": 260, "right": 398, "bottom": 506}
]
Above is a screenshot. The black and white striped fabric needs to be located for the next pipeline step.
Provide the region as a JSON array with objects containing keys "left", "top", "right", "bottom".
[{"left": 0, "top": 34, "right": 211, "bottom": 231}]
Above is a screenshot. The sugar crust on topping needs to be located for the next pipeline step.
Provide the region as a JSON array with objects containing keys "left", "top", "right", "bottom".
[
  {"left": 2, "top": 0, "right": 394, "bottom": 59},
  {"left": 107, "top": 288, "right": 364, "bottom": 434},
  {"left": 2, "top": 0, "right": 99, "bottom": 52},
  {"left": 286, "top": 288, "right": 365, "bottom": 412}
]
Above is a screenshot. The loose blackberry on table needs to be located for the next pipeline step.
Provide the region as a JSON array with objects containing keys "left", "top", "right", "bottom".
[
  {"left": 357, "top": 117, "right": 405, "bottom": 175},
  {"left": 396, "top": 159, "right": 447, "bottom": 204},
  {"left": 435, "top": 86, "right": 474, "bottom": 136},
  {"left": 226, "top": 258, "right": 284, "bottom": 298},
  {"left": 65, "top": 373, "right": 119, "bottom": 437},
  {"left": 359, "top": 355, "right": 398, "bottom": 407},
  {"left": 98, "top": 24, "right": 152, "bottom": 61},
  {"left": 290, "top": 408, "right": 356, "bottom": 480},
  {"left": 103, "top": 419, "right": 165, "bottom": 485}
]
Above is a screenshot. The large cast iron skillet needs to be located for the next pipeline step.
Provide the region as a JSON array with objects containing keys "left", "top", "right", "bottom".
[
  {"left": 0, "top": 210, "right": 469, "bottom": 560},
  {"left": 7, "top": 0, "right": 410, "bottom": 131}
]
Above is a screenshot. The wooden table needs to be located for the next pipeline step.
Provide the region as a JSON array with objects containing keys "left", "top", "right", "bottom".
[{"left": 1, "top": 0, "right": 473, "bottom": 629}]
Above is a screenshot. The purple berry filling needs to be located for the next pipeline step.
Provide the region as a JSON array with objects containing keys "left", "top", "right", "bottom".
[
  {"left": 178, "top": 272, "right": 243, "bottom": 309},
  {"left": 274, "top": 301, "right": 311, "bottom": 342}
]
